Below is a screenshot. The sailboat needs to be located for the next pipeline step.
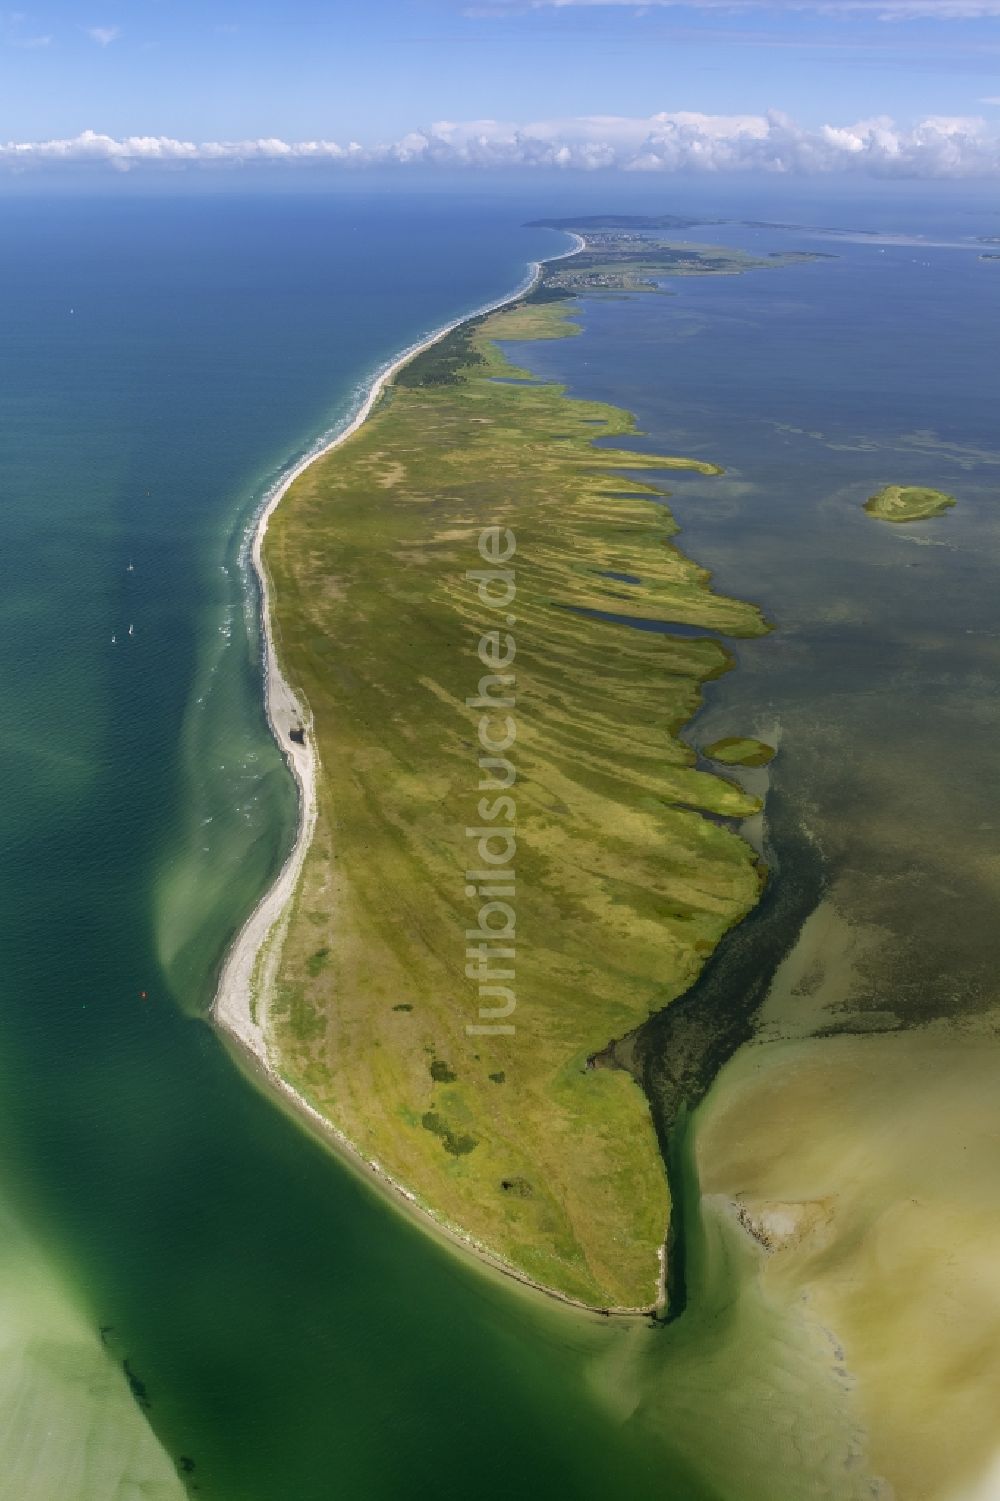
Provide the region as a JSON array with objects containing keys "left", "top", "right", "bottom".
[{"left": 127, "top": 560, "right": 134, "bottom": 572}]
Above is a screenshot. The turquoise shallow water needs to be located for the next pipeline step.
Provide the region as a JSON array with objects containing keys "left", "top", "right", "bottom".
[{"left": 2, "top": 184, "right": 999, "bottom": 1500}]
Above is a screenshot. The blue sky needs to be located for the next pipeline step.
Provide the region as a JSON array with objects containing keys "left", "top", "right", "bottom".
[{"left": 2, "top": 1, "right": 1000, "bottom": 175}]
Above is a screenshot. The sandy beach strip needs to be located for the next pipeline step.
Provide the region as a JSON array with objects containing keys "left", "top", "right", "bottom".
[{"left": 206, "top": 234, "right": 657, "bottom": 1318}]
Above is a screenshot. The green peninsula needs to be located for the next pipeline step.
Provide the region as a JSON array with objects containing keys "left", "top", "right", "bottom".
[
  {"left": 544, "top": 238, "right": 824, "bottom": 296},
  {"left": 704, "top": 737, "right": 776, "bottom": 768},
  {"left": 864, "top": 484, "right": 957, "bottom": 523},
  {"left": 261, "top": 291, "right": 768, "bottom": 1310}
]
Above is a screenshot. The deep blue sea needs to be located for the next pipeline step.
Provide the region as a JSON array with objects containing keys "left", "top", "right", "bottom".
[{"left": 0, "top": 180, "right": 997, "bottom": 1500}]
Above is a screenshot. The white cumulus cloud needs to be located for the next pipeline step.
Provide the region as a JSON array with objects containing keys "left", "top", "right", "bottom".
[
  {"left": 86, "top": 25, "right": 121, "bottom": 46},
  {"left": 2, "top": 113, "right": 1000, "bottom": 176}
]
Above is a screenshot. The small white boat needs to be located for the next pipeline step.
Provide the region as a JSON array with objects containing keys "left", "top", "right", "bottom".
[
  {"left": 128, "top": 624, "right": 134, "bottom": 637},
  {"left": 111, "top": 634, "right": 116, "bottom": 644},
  {"left": 127, "top": 561, "right": 134, "bottom": 573}
]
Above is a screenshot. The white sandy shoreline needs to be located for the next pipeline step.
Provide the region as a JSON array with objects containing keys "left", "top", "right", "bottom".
[{"left": 208, "top": 233, "right": 655, "bottom": 1317}]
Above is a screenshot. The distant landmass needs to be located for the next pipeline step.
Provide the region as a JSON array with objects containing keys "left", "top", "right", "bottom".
[
  {"left": 527, "top": 212, "right": 861, "bottom": 237},
  {"left": 526, "top": 213, "right": 721, "bottom": 231},
  {"left": 533, "top": 228, "right": 832, "bottom": 295}
]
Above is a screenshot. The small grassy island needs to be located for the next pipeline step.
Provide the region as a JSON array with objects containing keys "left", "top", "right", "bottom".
[
  {"left": 703, "top": 737, "right": 776, "bottom": 768},
  {"left": 864, "top": 484, "right": 957, "bottom": 523},
  {"left": 255, "top": 243, "right": 773, "bottom": 1311}
]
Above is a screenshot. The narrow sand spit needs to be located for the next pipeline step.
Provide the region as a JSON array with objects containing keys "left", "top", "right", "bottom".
[
  {"left": 213, "top": 235, "right": 583, "bottom": 1049},
  {"left": 207, "top": 237, "right": 655, "bottom": 1317}
]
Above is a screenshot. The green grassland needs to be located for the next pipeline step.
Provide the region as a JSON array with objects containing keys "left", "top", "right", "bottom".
[
  {"left": 704, "top": 737, "right": 776, "bottom": 768},
  {"left": 864, "top": 485, "right": 957, "bottom": 523},
  {"left": 262, "top": 296, "right": 769, "bottom": 1309}
]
